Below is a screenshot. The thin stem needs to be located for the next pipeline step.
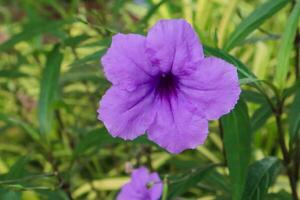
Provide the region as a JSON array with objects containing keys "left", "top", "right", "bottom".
[
  {"left": 161, "top": 177, "right": 168, "bottom": 200},
  {"left": 274, "top": 101, "right": 298, "bottom": 200},
  {"left": 144, "top": 146, "right": 153, "bottom": 171},
  {"left": 218, "top": 119, "right": 227, "bottom": 166},
  {"left": 47, "top": 152, "right": 73, "bottom": 200},
  {"left": 294, "top": 138, "right": 300, "bottom": 181}
]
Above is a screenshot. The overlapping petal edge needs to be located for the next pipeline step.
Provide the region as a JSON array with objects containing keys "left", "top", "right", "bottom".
[{"left": 98, "top": 19, "right": 241, "bottom": 154}]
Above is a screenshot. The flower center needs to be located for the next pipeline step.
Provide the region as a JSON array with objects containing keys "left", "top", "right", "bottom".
[{"left": 155, "top": 73, "right": 178, "bottom": 98}]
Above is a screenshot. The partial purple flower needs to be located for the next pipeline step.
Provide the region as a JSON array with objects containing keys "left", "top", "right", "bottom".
[
  {"left": 98, "top": 19, "right": 241, "bottom": 153},
  {"left": 117, "top": 167, "right": 163, "bottom": 200}
]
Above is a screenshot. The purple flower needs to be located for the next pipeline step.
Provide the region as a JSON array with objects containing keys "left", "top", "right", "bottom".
[
  {"left": 117, "top": 167, "right": 163, "bottom": 200},
  {"left": 98, "top": 19, "right": 241, "bottom": 153}
]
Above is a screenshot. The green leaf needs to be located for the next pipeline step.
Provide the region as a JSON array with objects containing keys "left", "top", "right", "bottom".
[
  {"left": 0, "top": 70, "right": 28, "bottom": 78},
  {"left": 5, "top": 156, "right": 29, "bottom": 180},
  {"left": 63, "top": 34, "right": 90, "bottom": 47},
  {"left": 37, "top": 190, "right": 69, "bottom": 200},
  {"left": 0, "top": 113, "right": 40, "bottom": 142},
  {"left": 204, "top": 45, "right": 257, "bottom": 81},
  {"left": 288, "top": 87, "right": 300, "bottom": 140},
  {"left": 139, "top": 0, "right": 168, "bottom": 27},
  {"left": 275, "top": 1, "right": 300, "bottom": 89},
  {"left": 224, "top": 0, "right": 289, "bottom": 51},
  {"left": 38, "top": 44, "right": 63, "bottom": 135},
  {"left": 242, "top": 157, "right": 282, "bottom": 200},
  {"left": 0, "top": 189, "right": 21, "bottom": 200},
  {"left": 202, "top": 169, "right": 231, "bottom": 193},
  {"left": 0, "top": 19, "right": 74, "bottom": 51},
  {"left": 251, "top": 102, "right": 272, "bottom": 132},
  {"left": 241, "top": 90, "right": 268, "bottom": 104},
  {"left": 266, "top": 190, "right": 292, "bottom": 200},
  {"left": 168, "top": 164, "right": 217, "bottom": 199},
  {"left": 74, "top": 127, "right": 122, "bottom": 157},
  {"left": 74, "top": 127, "right": 160, "bottom": 158},
  {"left": 283, "top": 79, "right": 300, "bottom": 99},
  {"left": 221, "top": 99, "right": 251, "bottom": 200},
  {"left": 60, "top": 65, "right": 108, "bottom": 86},
  {"left": 69, "top": 49, "right": 106, "bottom": 67}
]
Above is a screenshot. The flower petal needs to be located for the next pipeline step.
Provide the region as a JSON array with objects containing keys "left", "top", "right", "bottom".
[
  {"left": 146, "top": 19, "right": 204, "bottom": 75},
  {"left": 147, "top": 93, "right": 208, "bottom": 154},
  {"left": 117, "top": 167, "right": 162, "bottom": 200},
  {"left": 117, "top": 183, "right": 143, "bottom": 200},
  {"left": 98, "top": 85, "right": 156, "bottom": 140},
  {"left": 101, "top": 33, "right": 159, "bottom": 91},
  {"left": 148, "top": 173, "right": 163, "bottom": 200},
  {"left": 179, "top": 57, "right": 241, "bottom": 120}
]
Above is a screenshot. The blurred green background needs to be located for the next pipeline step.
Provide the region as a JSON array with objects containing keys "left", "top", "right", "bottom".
[{"left": 0, "top": 0, "right": 300, "bottom": 199}]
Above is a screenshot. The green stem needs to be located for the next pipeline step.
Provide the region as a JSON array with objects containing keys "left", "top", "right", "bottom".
[
  {"left": 274, "top": 101, "right": 299, "bottom": 200},
  {"left": 218, "top": 119, "right": 227, "bottom": 166},
  {"left": 161, "top": 177, "right": 168, "bottom": 200}
]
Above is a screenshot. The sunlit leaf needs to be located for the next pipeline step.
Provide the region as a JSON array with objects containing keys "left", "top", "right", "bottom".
[
  {"left": 0, "top": 19, "right": 74, "bottom": 51},
  {"left": 275, "top": 0, "right": 300, "bottom": 89},
  {"left": 224, "top": 0, "right": 289, "bottom": 51}
]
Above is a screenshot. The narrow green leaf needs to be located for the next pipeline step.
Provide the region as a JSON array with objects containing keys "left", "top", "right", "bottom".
[
  {"left": 74, "top": 127, "right": 159, "bottom": 158},
  {"left": 74, "top": 127, "right": 122, "bottom": 157},
  {"left": 168, "top": 164, "right": 217, "bottom": 199},
  {"left": 221, "top": 99, "right": 251, "bottom": 200},
  {"left": 0, "top": 190, "right": 21, "bottom": 200},
  {"left": 242, "top": 157, "right": 282, "bottom": 200},
  {"left": 60, "top": 71, "right": 104, "bottom": 85},
  {"left": 63, "top": 34, "right": 90, "bottom": 47},
  {"left": 288, "top": 87, "right": 300, "bottom": 140},
  {"left": 251, "top": 102, "right": 272, "bottom": 132},
  {"left": 224, "top": 0, "right": 289, "bottom": 51},
  {"left": 0, "top": 70, "right": 28, "bottom": 78},
  {"left": 266, "top": 190, "right": 292, "bottom": 200},
  {"left": 139, "top": 0, "right": 168, "bottom": 26},
  {"left": 241, "top": 90, "right": 268, "bottom": 104},
  {"left": 69, "top": 49, "right": 106, "bottom": 67},
  {"left": 0, "top": 113, "right": 40, "bottom": 141},
  {"left": 38, "top": 45, "right": 63, "bottom": 135},
  {"left": 5, "top": 156, "right": 29, "bottom": 180},
  {"left": 37, "top": 190, "right": 69, "bottom": 200},
  {"left": 283, "top": 79, "right": 300, "bottom": 99},
  {"left": 202, "top": 169, "right": 231, "bottom": 193},
  {"left": 275, "top": 1, "right": 300, "bottom": 89},
  {"left": 0, "top": 19, "right": 74, "bottom": 51}
]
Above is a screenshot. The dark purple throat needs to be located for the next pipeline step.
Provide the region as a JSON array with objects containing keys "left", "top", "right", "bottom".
[{"left": 155, "top": 73, "right": 178, "bottom": 98}]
